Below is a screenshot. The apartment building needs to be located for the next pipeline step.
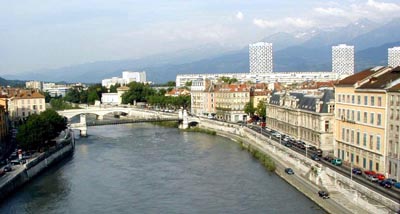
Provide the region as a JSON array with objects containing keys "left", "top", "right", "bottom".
[
  {"left": 7, "top": 90, "right": 46, "bottom": 120},
  {"left": 334, "top": 66, "right": 400, "bottom": 175},
  {"left": 0, "top": 105, "right": 8, "bottom": 145},
  {"left": 266, "top": 89, "right": 335, "bottom": 152},
  {"left": 214, "top": 84, "right": 250, "bottom": 122},
  {"left": 387, "top": 83, "right": 400, "bottom": 180}
]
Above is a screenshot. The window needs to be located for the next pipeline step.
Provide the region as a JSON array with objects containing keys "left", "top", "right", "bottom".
[
  {"left": 357, "top": 95, "right": 361, "bottom": 105},
  {"left": 351, "top": 110, "right": 355, "bottom": 121},
  {"left": 363, "top": 158, "right": 366, "bottom": 168},
  {"left": 364, "top": 96, "right": 368, "bottom": 105},
  {"left": 347, "top": 109, "right": 350, "bottom": 120},
  {"left": 377, "top": 114, "right": 381, "bottom": 126},
  {"left": 377, "top": 97, "right": 382, "bottom": 106},
  {"left": 376, "top": 135, "right": 381, "bottom": 151},
  {"left": 376, "top": 163, "right": 379, "bottom": 172},
  {"left": 371, "top": 96, "right": 375, "bottom": 106},
  {"left": 357, "top": 111, "right": 361, "bottom": 122},
  {"left": 352, "top": 95, "right": 355, "bottom": 104},
  {"left": 351, "top": 130, "right": 354, "bottom": 143},
  {"left": 346, "top": 129, "right": 350, "bottom": 142},
  {"left": 391, "top": 95, "right": 394, "bottom": 105},
  {"left": 363, "top": 112, "right": 368, "bottom": 123},
  {"left": 338, "top": 94, "right": 341, "bottom": 102},
  {"left": 356, "top": 131, "right": 360, "bottom": 145},
  {"left": 342, "top": 128, "right": 345, "bottom": 141},
  {"left": 347, "top": 95, "right": 350, "bottom": 103},
  {"left": 369, "top": 135, "right": 374, "bottom": 149},
  {"left": 370, "top": 113, "right": 374, "bottom": 125},
  {"left": 356, "top": 155, "right": 359, "bottom": 163},
  {"left": 363, "top": 133, "right": 367, "bottom": 146}
]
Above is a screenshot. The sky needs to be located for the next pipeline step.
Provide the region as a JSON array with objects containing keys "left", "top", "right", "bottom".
[{"left": 1, "top": 0, "right": 400, "bottom": 75}]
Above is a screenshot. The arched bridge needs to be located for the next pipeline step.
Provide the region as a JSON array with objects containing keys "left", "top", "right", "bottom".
[{"left": 57, "top": 107, "right": 200, "bottom": 136}]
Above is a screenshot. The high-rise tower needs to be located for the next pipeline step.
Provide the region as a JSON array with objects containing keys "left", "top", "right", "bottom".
[
  {"left": 249, "top": 42, "right": 273, "bottom": 74},
  {"left": 388, "top": 47, "right": 400, "bottom": 68},
  {"left": 332, "top": 44, "right": 354, "bottom": 75}
]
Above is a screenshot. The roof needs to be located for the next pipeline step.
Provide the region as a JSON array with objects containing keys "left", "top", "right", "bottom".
[
  {"left": 117, "top": 86, "right": 130, "bottom": 91},
  {"left": 388, "top": 83, "right": 400, "bottom": 92},
  {"left": 357, "top": 67, "right": 400, "bottom": 90},
  {"left": 336, "top": 68, "right": 375, "bottom": 86},
  {"left": 12, "top": 91, "right": 45, "bottom": 99}
]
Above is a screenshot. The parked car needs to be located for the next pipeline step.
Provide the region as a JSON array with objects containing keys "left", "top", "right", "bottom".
[
  {"left": 394, "top": 182, "right": 400, "bottom": 189},
  {"left": 364, "top": 170, "right": 376, "bottom": 176},
  {"left": 315, "top": 149, "right": 323, "bottom": 157},
  {"left": 285, "top": 168, "right": 294, "bottom": 175},
  {"left": 3, "top": 165, "right": 12, "bottom": 172},
  {"left": 378, "top": 180, "right": 392, "bottom": 188},
  {"left": 284, "top": 142, "right": 292, "bottom": 147},
  {"left": 352, "top": 168, "right": 362, "bottom": 175},
  {"left": 375, "top": 173, "right": 385, "bottom": 181},
  {"left": 331, "top": 158, "right": 342, "bottom": 166},
  {"left": 311, "top": 154, "right": 320, "bottom": 161},
  {"left": 0, "top": 169, "right": 5, "bottom": 177},
  {"left": 323, "top": 155, "right": 334, "bottom": 162},
  {"left": 365, "top": 175, "right": 379, "bottom": 182},
  {"left": 318, "top": 190, "right": 329, "bottom": 199},
  {"left": 383, "top": 178, "right": 398, "bottom": 185}
]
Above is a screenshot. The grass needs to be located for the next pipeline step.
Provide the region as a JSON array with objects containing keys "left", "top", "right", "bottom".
[
  {"left": 183, "top": 127, "right": 216, "bottom": 135},
  {"left": 150, "top": 121, "right": 179, "bottom": 128},
  {"left": 246, "top": 144, "right": 276, "bottom": 172}
]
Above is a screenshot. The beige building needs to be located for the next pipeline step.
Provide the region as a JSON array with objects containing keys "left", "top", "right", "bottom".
[
  {"left": 214, "top": 84, "right": 250, "bottom": 122},
  {"left": 7, "top": 90, "right": 46, "bottom": 120},
  {"left": 266, "top": 89, "right": 335, "bottom": 152},
  {"left": 387, "top": 83, "right": 400, "bottom": 180},
  {"left": 334, "top": 66, "right": 400, "bottom": 175}
]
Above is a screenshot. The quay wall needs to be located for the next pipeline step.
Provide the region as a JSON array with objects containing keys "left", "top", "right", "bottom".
[{"left": 0, "top": 138, "right": 74, "bottom": 202}]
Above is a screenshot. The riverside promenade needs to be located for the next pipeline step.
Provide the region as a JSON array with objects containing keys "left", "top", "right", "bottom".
[
  {"left": 0, "top": 130, "right": 75, "bottom": 202},
  {"left": 197, "top": 118, "right": 399, "bottom": 214}
]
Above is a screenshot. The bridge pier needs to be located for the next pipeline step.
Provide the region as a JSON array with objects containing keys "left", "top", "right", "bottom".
[
  {"left": 179, "top": 109, "right": 189, "bottom": 129},
  {"left": 97, "top": 115, "right": 104, "bottom": 120}
]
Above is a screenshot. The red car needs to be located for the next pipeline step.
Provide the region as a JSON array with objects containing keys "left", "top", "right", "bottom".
[
  {"left": 374, "top": 173, "right": 385, "bottom": 181},
  {"left": 0, "top": 169, "right": 5, "bottom": 177},
  {"left": 364, "top": 170, "right": 376, "bottom": 176}
]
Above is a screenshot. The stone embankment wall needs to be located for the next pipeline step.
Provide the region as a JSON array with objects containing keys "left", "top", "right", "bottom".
[
  {"left": 0, "top": 138, "right": 74, "bottom": 202},
  {"left": 198, "top": 119, "right": 399, "bottom": 214}
]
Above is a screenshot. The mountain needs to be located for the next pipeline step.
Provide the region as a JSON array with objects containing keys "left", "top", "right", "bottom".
[
  {"left": 4, "top": 18, "right": 400, "bottom": 83},
  {"left": 0, "top": 77, "right": 26, "bottom": 87}
]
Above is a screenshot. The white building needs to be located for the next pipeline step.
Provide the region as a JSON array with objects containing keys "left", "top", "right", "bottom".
[
  {"left": 249, "top": 42, "right": 273, "bottom": 74},
  {"left": 388, "top": 47, "right": 400, "bottom": 68},
  {"left": 332, "top": 44, "right": 354, "bottom": 75},
  {"left": 101, "top": 93, "right": 119, "bottom": 105},
  {"left": 102, "top": 71, "right": 147, "bottom": 89},
  {"left": 25, "top": 81, "right": 43, "bottom": 91},
  {"left": 176, "top": 72, "right": 345, "bottom": 88},
  {"left": 42, "top": 83, "right": 70, "bottom": 97}
]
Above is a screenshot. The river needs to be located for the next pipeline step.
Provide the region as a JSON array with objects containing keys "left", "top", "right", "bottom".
[{"left": 0, "top": 124, "right": 325, "bottom": 214}]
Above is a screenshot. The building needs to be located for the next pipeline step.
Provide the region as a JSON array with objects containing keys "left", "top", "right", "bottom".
[
  {"left": 102, "top": 71, "right": 147, "bottom": 89},
  {"left": 101, "top": 93, "right": 119, "bottom": 105},
  {"left": 214, "top": 84, "right": 250, "bottom": 122},
  {"left": 250, "top": 83, "right": 269, "bottom": 108},
  {"left": 388, "top": 47, "right": 400, "bottom": 68},
  {"left": 334, "top": 66, "right": 400, "bottom": 175},
  {"left": 332, "top": 44, "right": 354, "bottom": 75},
  {"left": 0, "top": 105, "right": 8, "bottom": 146},
  {"left": 7, "top": 90, "right": 46, "bottom": 120},
  {"left": 265, "top": 89, "right": 335, "bottom": 152},
  {"left": 176, "top": 72, "right": 343, "bottom": 88},
  {"left": 190, "top": 79, "right": 215, "bottom": 117},
  {"left": 387, "top": 82, "right": 400, "bottom": 180},
  {"left": 249, "top": 42, "right": 273, "bottom": 74},
  {"left": 25, "top": 81, "right": 43, "bottom": 91}
]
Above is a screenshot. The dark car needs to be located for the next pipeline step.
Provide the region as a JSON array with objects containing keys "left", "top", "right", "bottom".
[
  {"left": 0, "top": 169, "right": 5, "bottom": 177},
  {"left": 311, "top": 154, "right": 320, "bottom": 161},
  {"left": 284, "top": 142, "right": 292, "bottom": 147},
  {"left": 379, "top": 180, "right": 392, "bottom": 188},
  {"left": 318, "top": 191, "right": 329, "bottom": 199},
  {"left": 383, "top": 178, "right": 398, "bottom": 185},
  {"left": 352, "top": 168, "right": 362, "bottom": 175},
  {"left": 315, "top": 149, "right": 323, "bottom": 157},
  {"left": 285, "top": 168, "right": 294, "bottom": 175},
  {"left": 324, "top": 156, "right": 334, "bottom": 162},
  {"left": 3, "top": 165, "right": 12, "bottom": 172}
]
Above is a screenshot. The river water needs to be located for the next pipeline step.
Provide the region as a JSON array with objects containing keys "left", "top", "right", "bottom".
[{"left": 0, "top": 124, "right": 325, "bottom": 214}]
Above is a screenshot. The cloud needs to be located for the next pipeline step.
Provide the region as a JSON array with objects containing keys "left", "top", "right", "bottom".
[
  {"left": 314, "top": 7, "right": 346, "bottom": 16},
  {"left": 253, "top": 18, "right": 277, "bottom": 28},
  {"left": 284, "top": 17, "right": 314, "bottom": 28},
  {"left": 366, "top": 0, "right": 400, "bottom": 11},
  {"left": 236, "top": 11, "right": 243, "bottom": 20}
]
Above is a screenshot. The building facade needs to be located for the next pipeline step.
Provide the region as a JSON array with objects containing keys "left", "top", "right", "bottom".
[
  {"left": 388, "top": 47, "right": 400, "bottom": 68},
  {"left": 102, "top": 71, "right": 147, "bottom": 89},
  {"left": 266, "top": 90, "right": 335, "bottom": 152},
  {"left": 334, "top": 66, "right": 400, "bottom": 176},
  {"left": 249, "top": 42, "right": 273, "bottom": 74},
  {"left": 25, "top": 81, "right": 43, "bottom": 91},
  {"left": 0, "top": 105, "right": 8, "bottom": 146},
  {"left": 332, "top": 44, "right": 354, "bottom": 75},
  {"left": 387, "top": 83, "right": 400, "bottom": 180},
  {"left": 8, "top": 90, "right": 46, "bottom": 120},
  {"left": 214, "top": 84, "right": 250, "bottom": 122}
]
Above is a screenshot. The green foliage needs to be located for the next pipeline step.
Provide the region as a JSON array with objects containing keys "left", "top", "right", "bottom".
[
  {"left": 122, "top": 82, "right": 156, "bottom": 104},
  {"left": 219, "top": 76, "right": 238, "bottom": 84},
  {"left": 256, "top": 100, "right": 266, "bottom": 119},
  {"left": 166, "top": 81, "right": 176, "bottom": 86},
  {"left": 109, "top": 83, "right": 121, "bottom": 93},
  {"left": 244, "top": 101, "right": 255, "bottom": 116},
  {"left": 42, "top": 92, "right": 52, "bottom": 103},
  {"left": 64, "top": 88, "right": 81, "bottom": 103},
  {"left": 184, "top": 81, "right": 192, "bottom": 87},
  {"left": 184, "top": 127, "right": 216, "bottom": 135},
  {"left": 49, "top": 98, "right": 79, "bottom": 110},
  {"left": 147, "top": 95, "right": 190, "bottom": 109},
  {"left": 16, "top": 109, "right": 67, "bottom": 151}
]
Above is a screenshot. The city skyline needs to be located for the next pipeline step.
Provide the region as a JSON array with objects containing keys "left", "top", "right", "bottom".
[{"left": 1, "top": 0, "right": 400, "bottom": 76}]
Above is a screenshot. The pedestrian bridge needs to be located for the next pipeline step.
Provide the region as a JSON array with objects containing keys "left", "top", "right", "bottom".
[{"left": 57, "top": 107, "right": 200, "bottom": 136}]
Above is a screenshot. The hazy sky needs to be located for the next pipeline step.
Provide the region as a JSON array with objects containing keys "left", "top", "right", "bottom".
[{"left": 1, "top": 0, "right": 400, "bottom": 75}]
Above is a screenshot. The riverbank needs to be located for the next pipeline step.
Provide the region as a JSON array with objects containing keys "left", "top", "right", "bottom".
[
  {"left": 197, "top": 120, "right": 397, "bottom": 214},
  {"left": 0, "top": 130, "right": 75, "bottom": 202}
]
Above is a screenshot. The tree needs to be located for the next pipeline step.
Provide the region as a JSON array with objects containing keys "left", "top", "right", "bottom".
[
  {"left": 185, "top": 81, "right": 192, "bottom": 87},
  {"left": 219, "top": 76, "right": 238, "bottom": 84},
  {"left": 87, "top": 90, "right": 99, "bottom": 104},
  {"left": 64, "top": 88, "right": 81, "bottom": 103},
  {"left": 166, "top": 81, "right": 176, "bottom": 86},
  {"left": 16, "top": 109, "right": 67, "bottom": 151},
  {"left": 109, "top": 83, "right": 121, "bottom": 93},
  {"left": 244, "top": 101, "right": 255, "bottom": 117},
  {"left": 256, "top": 100, "right": 266, "bottom": 120}
]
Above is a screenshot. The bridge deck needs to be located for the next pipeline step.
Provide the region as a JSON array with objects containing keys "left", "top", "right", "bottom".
[{"left": 87, "top": 118, "right": 181, "bottom": 126}]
